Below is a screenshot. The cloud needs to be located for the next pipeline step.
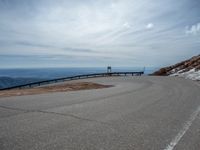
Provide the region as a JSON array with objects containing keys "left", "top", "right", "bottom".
[
  {"left": 122, "top": 22, "right": 131, "bottom": 29},
  {"left": 62, "top": 47, "right": 94, "bottom": 53},
  {"left": 185, "top": 23, "right": 200, "bottom": 35},
  {"left": 16, "top": 41, "right": 53, "bottom": 48},
  {"left": 0, "top": 0, "right": 200, "bottom": 68},
  {"left": 146, "top": 23, "right": 154, "bottom": 29}
]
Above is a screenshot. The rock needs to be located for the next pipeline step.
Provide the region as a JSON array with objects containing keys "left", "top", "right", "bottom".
[{"left": 152, "top": 54, "right": 200, "bottom": 76}]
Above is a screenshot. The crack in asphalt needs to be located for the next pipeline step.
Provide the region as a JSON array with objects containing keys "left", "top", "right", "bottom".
[
  {"left": 37, "top": 110, "right": 111, "bottom": 126},
  {"left": 0, "top": 105, "right": 30, "bottom": 112},
  {"left": 0, "top": 105, "right": 110, "bottom": 126}
]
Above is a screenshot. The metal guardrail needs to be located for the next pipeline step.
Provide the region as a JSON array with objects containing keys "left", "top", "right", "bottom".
[{"left": 0, "top": 71, "right": 144, "bottom": 91}]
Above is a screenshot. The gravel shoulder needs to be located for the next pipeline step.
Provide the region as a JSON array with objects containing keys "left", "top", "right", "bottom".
[{"left": 0, "top": 82, "right": 112, "bottom": 98}]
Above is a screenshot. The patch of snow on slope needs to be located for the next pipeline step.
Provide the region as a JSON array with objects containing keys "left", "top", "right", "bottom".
[{"left": 170, "top": 69, "right": 200, "bottom": 81}]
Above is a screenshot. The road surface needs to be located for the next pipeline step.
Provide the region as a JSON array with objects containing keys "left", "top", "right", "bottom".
[{"left": 0, "top": 76, "right": 200, "bottom": 150}]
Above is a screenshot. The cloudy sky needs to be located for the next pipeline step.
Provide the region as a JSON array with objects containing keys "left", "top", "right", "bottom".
[{"left": 0, "top": 0, "right": 200, "bottom": 68}]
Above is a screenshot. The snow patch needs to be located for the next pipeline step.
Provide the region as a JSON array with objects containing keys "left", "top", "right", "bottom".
[{"left": 170, "top": 69, "right": 200, "bottom": 81}]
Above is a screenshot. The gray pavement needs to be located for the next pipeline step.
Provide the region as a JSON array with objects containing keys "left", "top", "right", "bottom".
[{"left": 0, "top": 76, "right": 200, "bottom": 150}]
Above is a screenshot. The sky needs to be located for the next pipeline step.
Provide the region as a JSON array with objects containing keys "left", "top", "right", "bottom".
[{"left": 0, "top": 0, "right": 200, "bottom": 68}]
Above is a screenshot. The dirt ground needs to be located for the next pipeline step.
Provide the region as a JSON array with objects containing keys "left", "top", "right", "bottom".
[{"left": 0, "top": 82, "right": 112, "bottom": 98}]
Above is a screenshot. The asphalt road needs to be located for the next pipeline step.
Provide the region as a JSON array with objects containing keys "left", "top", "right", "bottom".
[{"left": 0, "top": 76, "right": 200, "bottom": 150}]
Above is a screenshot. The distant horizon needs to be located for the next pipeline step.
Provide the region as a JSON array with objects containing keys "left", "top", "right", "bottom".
[
  {"left": 0, "top": 67, "right": 156, "bottom": 80},
  {"left": 0, "top": 54, "right": 197, "bottom": 69},
  {"left": 1, "top": 53, "right": 199, "bottom": 69},
  {"left": 0, "top": 66, "right": 159, "bottom": 69}
]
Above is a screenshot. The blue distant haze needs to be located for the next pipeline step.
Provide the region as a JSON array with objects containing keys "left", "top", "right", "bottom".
[
  {"left": 0, "top": 67, "right": 157, "bottom": 88},
  {"left": 0, "top": 67, "right": 156, "bottom": 79}
]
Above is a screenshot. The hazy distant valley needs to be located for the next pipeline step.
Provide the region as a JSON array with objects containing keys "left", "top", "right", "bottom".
[{"left": 0, "top": 77, "right": 46, "bottom": 89}]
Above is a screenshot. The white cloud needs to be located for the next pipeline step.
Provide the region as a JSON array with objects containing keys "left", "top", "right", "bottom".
[
  {"left": 146, "top": 23, "right": 154, "bottom": 29},
  {"left": 123, "top": 22, "right": 131, "bottom": 29},
  {"left": 185, "top": 23, "right": 200, "bottom": 35},
  {"left": 0, "top": 0, "right": 200, "bottom": 67}
]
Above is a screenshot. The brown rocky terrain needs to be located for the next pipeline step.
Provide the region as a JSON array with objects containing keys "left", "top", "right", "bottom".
[
  {"left": 0, "top": 82, "right": 112, "bottom": 98},
  {"left": 152, "top": 54, "right": 200, "bottom": 76}
]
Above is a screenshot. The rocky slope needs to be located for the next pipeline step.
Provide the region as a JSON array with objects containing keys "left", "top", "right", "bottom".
[{"left": 152, "top": 54, "right": 200, "bottom": 81}]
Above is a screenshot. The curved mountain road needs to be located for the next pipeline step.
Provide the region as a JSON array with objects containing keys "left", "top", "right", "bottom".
[{"left": 0, "top": 76, "right": 200, "bottom": 150}]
